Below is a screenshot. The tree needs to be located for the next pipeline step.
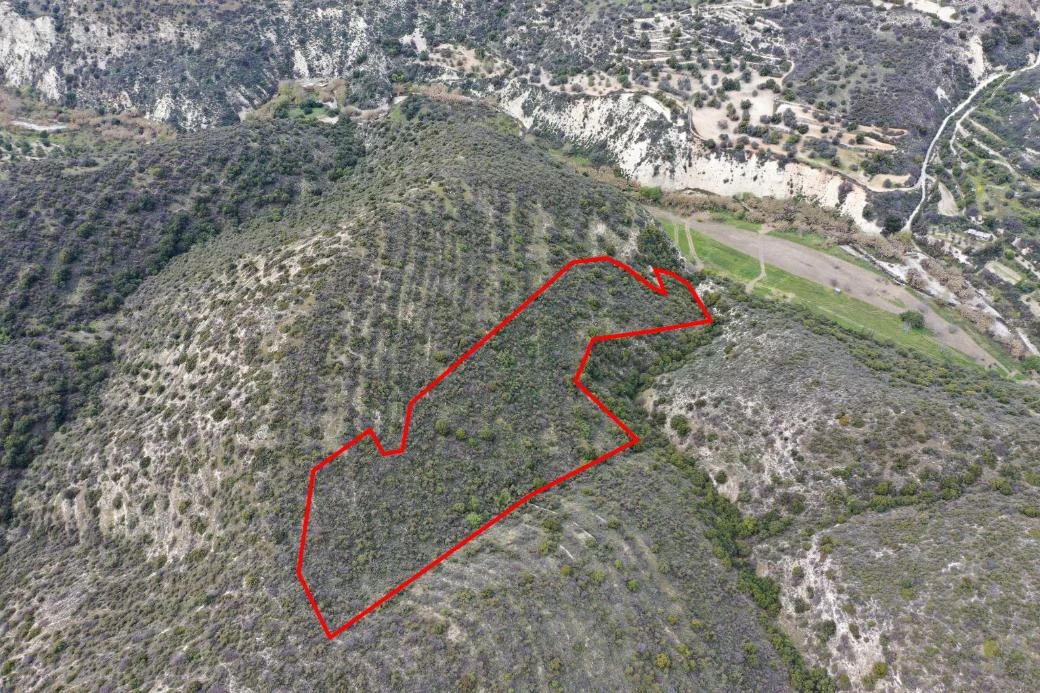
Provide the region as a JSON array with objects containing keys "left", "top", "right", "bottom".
[
  {"left": 883, "top": 215, "right": 903, "bottom": 234},
  {"left": 670, "top": 414, "right": 691, "bottom": 436},
  {"left": 899, "top": 310, "right": 925, "bottom": 330}
]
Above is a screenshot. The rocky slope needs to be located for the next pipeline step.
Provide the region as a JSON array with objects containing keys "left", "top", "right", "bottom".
[{"left": 646, "top": 292, "right": 1040, "bottom": 690}]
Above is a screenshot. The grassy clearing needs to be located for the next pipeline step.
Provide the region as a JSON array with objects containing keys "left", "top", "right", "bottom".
[
  {"left": 671, "top": 222, "right": 692, "bottom": 256},
  {"left": 774, "top": 214, "right": 1021, "bottom": 374},
  {"left": 663, "top": 220, "right": 759, "bottom": 282},
  {"left": 754, "top": 268, "right": 975, "bottom": 367},
  {"left": 661, "top": 219, "right": 977, "bottom": 367}
]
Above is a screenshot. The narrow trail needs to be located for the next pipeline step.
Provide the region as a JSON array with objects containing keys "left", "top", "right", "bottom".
[
  {"left": 905, "top": 70, "right": 1007, "bottom": 232},
  {"left": 683, "top": 224, "right": 704, "bottom": 270},
  {"left": 744, "top": 244, "right": 767, "bottom": 293}
]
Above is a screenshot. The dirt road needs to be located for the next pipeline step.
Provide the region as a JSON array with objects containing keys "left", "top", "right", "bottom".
[{"left": 655, "top": 208, "right": 999, "bottom": 368}]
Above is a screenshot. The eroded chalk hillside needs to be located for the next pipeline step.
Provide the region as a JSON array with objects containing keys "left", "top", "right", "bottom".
[
  {"left": 5, "top": 0, "right": 1035, "bottom": 232},
  {"left": 500, "top": 86, "right": 882, "bottom": 233},
  {"left": 1, "top": 102, "right": 812, "bottom": 690}
]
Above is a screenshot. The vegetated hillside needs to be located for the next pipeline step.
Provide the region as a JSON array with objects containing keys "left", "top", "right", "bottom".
[
  {"left": 765, "top": 0, "right": 974, "bottom": 164},
  {"left": 920, "top": 63, "right": 1040, "bottom": 354},
  {"left": 0, "top": 0, "right": 636, "bottom": 124},
  {"left": 302, "top": 259, "right": 710, "bottom": 631},
  {"left": 0, "top": 101, "right": 824, "bottom": 691},
  {"left": 1, "top": 99, "right": 1036, "bottom": 691},
  {"left": 647, "top": 292, "right": 1040, "bottom": 690},
  {"left": 0, "top": 118, "right": 363, "bottom": 336},
  {"left": 0, "top": 118, "right": 364, "bottom": 520}
]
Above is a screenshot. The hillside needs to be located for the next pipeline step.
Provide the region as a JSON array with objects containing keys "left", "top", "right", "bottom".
[
  {"left": 1, "top": 102, "right": 814, "bottom": 691},
  {"left": 0, "top": 99, "right": 1037, "bottom": 691},
  {"left": 647, "top": 294, "right": 1040, "bottom": 689},
  {"left": 0, "top": 117, "right": 365, "bottom": 528},
  {"left": 3, "top": 0, "right": 1040, "bottom": 362},
  {"left": 2, "top": 0, "right": 1040, "bottom": 687}
]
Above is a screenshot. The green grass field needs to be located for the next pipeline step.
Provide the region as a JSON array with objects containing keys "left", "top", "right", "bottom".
[
  {"left": 755, "top": 268, "right": 976, "bottom": 367},
  {"left": 660, "top": 219, "right": 979, "bottom": 368},
  {"left": 667, "top": 220, "right": 760, "bottom": 282}
]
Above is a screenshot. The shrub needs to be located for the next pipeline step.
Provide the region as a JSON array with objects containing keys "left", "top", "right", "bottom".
[
  {"left": 982, "top": 638, "right": 1000, "bottom": 658},
  {"left": 899, "top": 310, "right": 925, "bottom": 330},
  {"left": 639, "top": 186, "right": 663, "bottom": 202},
  {"left": 670, "top": 414, "right": 691, "bottom": 436}
]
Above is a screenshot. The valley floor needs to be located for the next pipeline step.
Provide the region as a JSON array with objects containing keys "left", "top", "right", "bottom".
[{"left": 655, "top": 208, "right": 1001, "bottom": 369}]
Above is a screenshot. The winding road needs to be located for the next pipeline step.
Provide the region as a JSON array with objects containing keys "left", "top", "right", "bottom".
[{"left": 905, "top": 50, "right": 1040, "bottom": 231}]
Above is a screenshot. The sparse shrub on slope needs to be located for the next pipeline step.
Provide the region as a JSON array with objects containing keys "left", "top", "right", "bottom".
[
  {"left": 0, "top": 119, "right": 364, "bottom": 478},
  {"left": 0, "top": 101, "right": 811, "bottom": 690}
]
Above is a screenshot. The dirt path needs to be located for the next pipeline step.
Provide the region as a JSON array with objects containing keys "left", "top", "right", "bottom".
[
  {"left": 683, "top": 224, "right": 703, "bottom": 270},
  {"left": 655, "top": 208, "right": 999, "bottom": 368},
  {"left": 745, "top": 245, "right": 766, "bottom": 293},
  {"left": 905, "top": 69, "right": 1008, "bottom": 232}
]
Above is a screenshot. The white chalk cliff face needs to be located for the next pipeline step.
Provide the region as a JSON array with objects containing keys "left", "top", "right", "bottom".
[
  {"left": 0, "top": 2, "right": 58, "bottom": 99},
  {"left": 640, "top": 154, "right": 879, "bottom": 235},
  {"left": 500, "top": 87, "right": 883, "bottom": 234}
]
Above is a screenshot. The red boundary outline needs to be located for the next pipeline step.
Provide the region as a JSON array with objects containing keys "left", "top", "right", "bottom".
[{"left": 296, "top": 256, "right": 714, "bottom": 639}]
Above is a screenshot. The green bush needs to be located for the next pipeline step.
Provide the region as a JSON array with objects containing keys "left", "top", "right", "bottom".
[
  {"left": 638, "top": 186, "right": 663, "bottom": 202},
  {"left": 899, "top": 310, "right": 926, "bottom": 330}
]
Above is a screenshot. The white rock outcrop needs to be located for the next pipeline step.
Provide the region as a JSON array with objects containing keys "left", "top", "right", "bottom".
[
  {"left": 0, "top": 2, "right": 57, "bottom": 94},
  {"left": 500, "top": 87, "right": 883, "bottom": 233}
]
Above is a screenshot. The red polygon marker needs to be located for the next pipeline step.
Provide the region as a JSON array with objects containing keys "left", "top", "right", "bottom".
[{"left": 296, "top": 256, "right": 713, "bottom": 639}]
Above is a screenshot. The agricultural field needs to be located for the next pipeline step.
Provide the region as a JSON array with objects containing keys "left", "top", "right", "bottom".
[{"left": 920, "top": 62, "right": 1040, "bottom": 356}]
